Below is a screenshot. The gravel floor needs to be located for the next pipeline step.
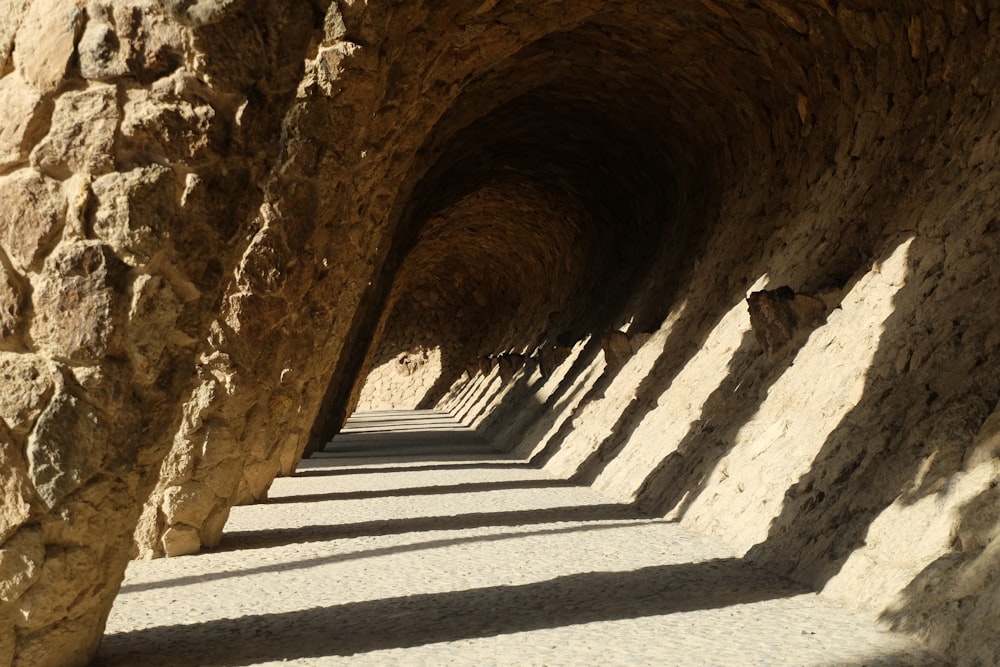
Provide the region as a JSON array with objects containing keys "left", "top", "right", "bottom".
[{"left": 97, "top": 411, "right": 946, "bottom": 666}]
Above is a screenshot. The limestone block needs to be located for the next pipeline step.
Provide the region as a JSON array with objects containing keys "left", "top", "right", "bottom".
[
  {"left": 32, "top": 243, "right": 125, "bottom": 362},
  {"left": 478, "top": 356, "right": 494, "bottom": 374},
  {"left": 601, "top": 330, "right": 632, "bottom": 370},
  {"left": 26, "top": 386, "right": 104, "bottom": 509},
  {"left": 121, "top": 83, "right": 220, "bottom": 165},
  {"left": 126, "top": 274, "right": 183, "bottom": 383},
  {"left": 39, "top": 475, "right": 134, "bottom": 549},
  {"left": 746, "top": 286, "right": 827, "bottom": 356},
  {"left": 0, "top": 353, "right": 55, "bottom": 436},
  {"left": 91, "top": 165, "right": 176, "bottom": 265},
  {"left": 77, "top": 9, "right": 129, "bottom": 80},
  {"left": 0, "top": 426, "right": 33, "bottom": 544},
  {"left": 0, "top": 0, "right": 31, "bottom": 74},
  {"left": 0, "top": 72, "right": 44, "bottom": 169},
  {"left": 0, "top": 260, "right": 23, "bottom": 339},
  {"left": 160, "top": 480, "right": 218, "bottom": 528},
  {"left": 160, "top": 524, "right": 201, "bottom": 558},
  {"left": 0, "top": 169, "right": 66, "bottom": 271},
  {"left": 497, "top": 353, "right": 525, "bottom": 382},
  {"left": 0, "top": 526, "right": 43, "bottom": 603},
  {"left": 13, "top": 0, "right": 83, "bottom": 92},
  {"left": 11, "top": 542, "right": 112, "bottom": 643},
  {"left": 30, "top": 84, "right": 119, "bottom": 177},
  {"left": 130, "top": 7, "right": 187, "bottom": 82}
]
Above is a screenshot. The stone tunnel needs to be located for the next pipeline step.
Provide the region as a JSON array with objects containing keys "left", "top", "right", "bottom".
[{"left": 1, "top": 0, "right": 1000, "bottom": 664}]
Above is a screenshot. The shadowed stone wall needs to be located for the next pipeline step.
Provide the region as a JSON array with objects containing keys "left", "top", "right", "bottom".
[{"left": 2, "top": 1, "right": 1000, "bottom": 665}]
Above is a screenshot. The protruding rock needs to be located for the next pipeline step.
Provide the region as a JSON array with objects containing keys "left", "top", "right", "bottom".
[
  {"left": 121, "top": 75, "right": 221, "bottom": 165},
  {"left": 91, "top": 165, "right": 177, "bottom": 265},
  {"left": 537, "top": 344, "right": 571, "bottom": 378},
  {"left": 31, "top": 84, "right": 119, "bottom": 178},
  {"left": 78, "top": 8, "right": 129, "bottom": 80},
  {"left": 0, "top": 426, "right": 34, "bottom": 543},
  {"left": 497, "top": 353, "right": 525, "bottom": 382},
  {"left": 126, "top": 274, "right": 184, "bottom": 384},
  {"left": 0, "top": 73, "right": 44, "bottom": 169},
  {"left": 747, "top": 286, "right": 827, "bottom": 356},
  {"left": 13, "top": 0, "right": 83, "bottom": 93},
  {"left": 32, "top": 243, "right": 126, "bottom": 362},
  {"left": 0, "top": 260, "right": 23, "bottom": 340},
  {"left": 478, "top": 356, "right": 495, "bottom": 375},
  {"left": 0, "top": 526, "right": 44, "bottom": 603},
  {"left": 0, "top": 169, "right": 67, "bottom": 272},
  {"left": 0, "top": 353, "right": 55, "bottom": 436},
  {"left": 26, "top": 383, "right": 105, "bottom": 509},
  {"left": 601, "top": 330, "right": 632, "bottom": 370}
]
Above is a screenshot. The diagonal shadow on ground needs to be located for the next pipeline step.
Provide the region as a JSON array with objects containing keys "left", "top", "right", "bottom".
[
  {"left": 260, "top": 478, "right": 579, "bottom": 504},
  {"left": 118, "top": 520, "right": 650, "bottom": 594},
  {"left": 98, "top": 558, "right": 810, "bottom": 666},
  {"left": 215, "top": 504, "right": 644, "bottom": 551},
  {"left": 292, "top": 461, "right": 535, "bottom": 477}
]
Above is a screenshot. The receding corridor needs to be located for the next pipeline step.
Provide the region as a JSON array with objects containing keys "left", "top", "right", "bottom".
[{"left": 97, "top": 411, "right": 943, "bottom": 666}]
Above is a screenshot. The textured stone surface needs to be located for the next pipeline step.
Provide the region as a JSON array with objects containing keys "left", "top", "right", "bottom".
[
  {"left": 31, "top": 83, "right": 119, "bottom": 177},
  {"left": 26, "top": 384, "right": 105, "bottom": 509},
  {"left": 0, "top": 426, "right": 33, "bottom": 544},
  {"left": 0, "top": 353, "right": 54, "bottom": 436},
  {"left": 0, "top": 260, "right": 22, "bottom": 340},
  {"left": 0, "top": 169, "right": 66, "bottom": 272},
  {"left": 12, "top": 0, "right": 81, "bottom": 92},
  {"left": 0, "top": 73, "right": 43, "bottom": 169},
  {"left": 31, "top": 243, "right": 125, "bottom": 362},
  {"left": 91, "top": 166, "right": 177, "bottom": 265},
  {"left": 0, "top": 526, "right": 43, "bottom": 603}
]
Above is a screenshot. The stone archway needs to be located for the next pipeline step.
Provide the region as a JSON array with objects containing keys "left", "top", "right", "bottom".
[{"left": 3, "top": 1, "right": 1000, "bottom": 665}]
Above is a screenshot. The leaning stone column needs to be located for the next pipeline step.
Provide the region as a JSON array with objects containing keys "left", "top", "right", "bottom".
[{"left": 0, "top": 0, "right": 315, "bottom": 663}]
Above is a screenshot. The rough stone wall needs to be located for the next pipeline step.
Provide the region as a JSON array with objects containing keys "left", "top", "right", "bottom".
[{"left": 427, "top": 4, "right": 1000, "bottom": 664}]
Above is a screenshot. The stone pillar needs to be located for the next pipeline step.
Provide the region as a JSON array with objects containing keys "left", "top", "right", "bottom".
[{"left": 0, "top": 1, "right": 317, "bottom": 663}]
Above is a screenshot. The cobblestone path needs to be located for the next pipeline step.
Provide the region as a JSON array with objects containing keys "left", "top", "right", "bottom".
[{"left": 98, "top": 411, "right": 945, "bottom": 666}]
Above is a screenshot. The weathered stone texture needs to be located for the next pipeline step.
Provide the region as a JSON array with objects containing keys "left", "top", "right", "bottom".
[
  {"left": 91, "top": 165, "right": 177, "bottom": 265},
  {"left": 30, "top": 83, "right": 118, "bottom": 177},
  {"left": 0, "top": 260, "right": 23, "bottom": 340},
  {"left": 31, "top": 243, "right": 126, "bottom": 362},
  {"left": 0, "top": 427, "right": 33, "bottom": 544},
  {"left": 0, "top": 526, "right": 43, "bottom": 604},
  {"left": 0, "top": 73, "right": 44, "bottom": 169},
  {"left": 0, "top": 169, "right": 66, "bottom": 272},
  {"left": 12, "top": 0, "right": 81, "bottom": 93}
]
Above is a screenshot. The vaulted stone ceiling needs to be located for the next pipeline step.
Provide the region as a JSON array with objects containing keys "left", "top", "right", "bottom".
[{"left": 1, "top": 1, "right": 999, "bottom": 665}]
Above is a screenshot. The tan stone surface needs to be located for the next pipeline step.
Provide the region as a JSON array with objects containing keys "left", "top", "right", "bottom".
[
  {"left": 0, "top": 169, "right": 66, "bottom": 272},
  {"left": 0, "top": 427, "right": 33, "bottom": 544},
  {"left": 0, "top": 73, "right": 43, "bottom": 169},
  {"left": 91, "top": 166, "right": 177, "bottom": 265},
  {"left": 0, "top": 0, "right": 31, "bottom": 74},
  {"left": 0, "top": 259, "right": 22, "bottom": 340},
  {"left": 31, "top": 242, "right": 125, "bottom": 362},
  {"left": 0, "top": 526, "right": 42, "bottom": 603},
  {"left": 12, "top": 0, "right": 81, "bottom": 92},
  {"left": 30, "top": 83, "right": 118, "bottom": 177},
  {"left": 0, "top": 353, "right": 54, "bottom": 436}
]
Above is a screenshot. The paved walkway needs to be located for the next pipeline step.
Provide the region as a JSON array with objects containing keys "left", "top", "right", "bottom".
[{"left": 98, "top": 411, "right": 945, "bottom": 666}]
